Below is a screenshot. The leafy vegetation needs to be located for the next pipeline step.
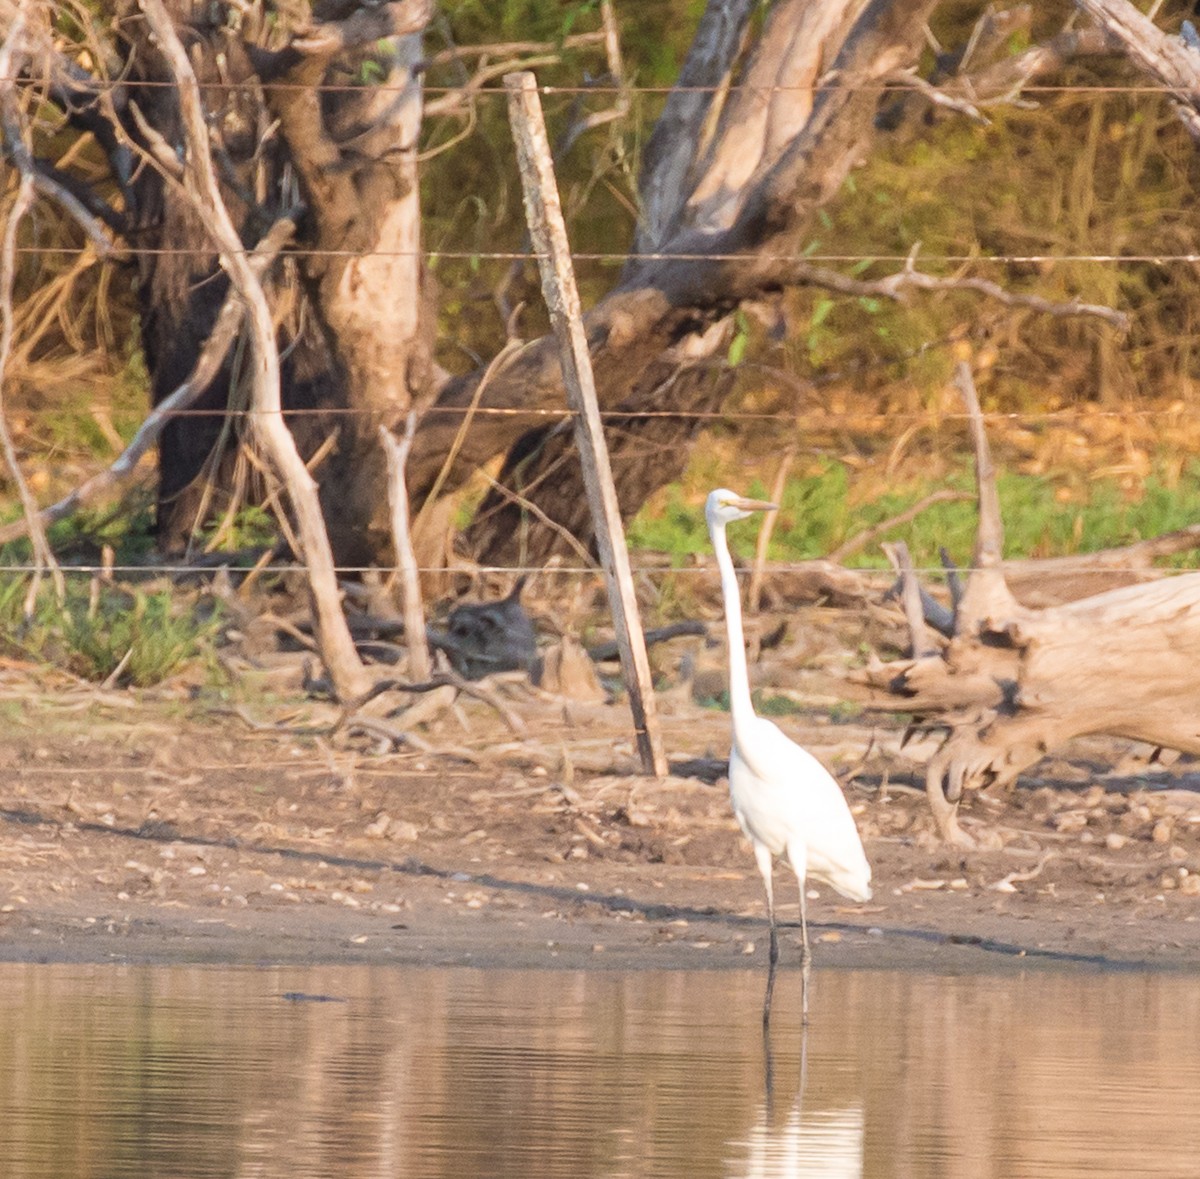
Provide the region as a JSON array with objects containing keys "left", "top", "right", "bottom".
[
  {"left": 629, "top": 457, "right": 1200, "bottom": 570},
  {"left": 0, "top": 580, "right": 222, "bottom": 687}
]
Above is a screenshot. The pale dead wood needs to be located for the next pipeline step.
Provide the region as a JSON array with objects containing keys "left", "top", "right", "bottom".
[
  {"left": 476, "top": 471, "right": 599, "bottom": 569},
  {"left": 410, "top": 337, "right": 524, "bottom": 541},
  {"left": 126, "top": 99, "right": 188, "bottom": 178},
  {"left": 891, "top": 68, "right": 989, "bottom": 123},
  {"left": 246, "top": 2, "right": 435, "bottom": 566},
  {"left": 782, "top": 252, "right": 1130, "bottom": 331},
  {"left": 138, "top": 0, "right": 369, "bottom": 700},
  {"left": 953, "top": 361, "right": 1025, "bottom": 631},
  {"left": 859, "top": 363, "right": 1200, "bottom": 847},
  {"left": 748, "top": 444, "right": 794, "bottom": 613},
  {"left": 556, "top": 0, "right": 630, "bottom": 152},
  {"left": 828, "top": 488, "right": 971, "bottom": 563},
  {"left": 917, "top": 12, "right": 1119, "bottom": 114},
  {"left": 337, "top": 670, "right": 526, "bottom": 737},
  {"left": 427, "top": 30, "right": 607, "bottom": 71},
  {"left": 424, "top": 18, "right": 611, "bottom": 122},
  {"left": 341, "top": 716, "right": 433, "bottom": 753},
  {"left": 415, "top": 0, "right": 946, "bottom": 541},
  {"left": 380, "top": 413, "right": 431, "bottom": 681},
  {"left": 882, "top": 541, "right": 936, "bottom": 658},
  {"left": 505, "top": 70, "right": 667, "bottom": 779},
  {"left": 28, "top": 163, "right": 122, "bottom": 260},
  {"left": 0, "top": 1, "right": 123, "bottom": 258},
  {"left": 633, "top": 0, "right": 758, "bottom": 254}
]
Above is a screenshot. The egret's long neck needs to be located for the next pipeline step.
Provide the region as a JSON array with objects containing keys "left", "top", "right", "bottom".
[{"left": 710, "top": 519, "right": 755, "bottom": 735}]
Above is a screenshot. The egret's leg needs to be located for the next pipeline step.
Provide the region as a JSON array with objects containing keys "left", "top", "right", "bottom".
[
  {"left": 798, "top": 879, "right": 811, "bottom": 1025},
  {"left": 755, "top": 841, "right": 777, "bottom": 1028},
  {"left": 761, "top": 1016, "right": 775, "bottom": 1113},
  {"left": 785, "top": 841, "right": 811, "bottom": 1025}
]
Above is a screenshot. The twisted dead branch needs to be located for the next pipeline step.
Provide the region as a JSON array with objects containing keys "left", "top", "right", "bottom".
[{"left": 859, "top": 362, "right": 1200, "bottom": 847}]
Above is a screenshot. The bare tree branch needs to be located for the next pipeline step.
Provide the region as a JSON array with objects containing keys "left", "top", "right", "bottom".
[
  {"left": 0, "top": 214, "right": 297, "bottom": 546},
  {"left": 380, "top": 412, "right": 432, "bottom": 681},
  {"left": 951, "top": 360, "right": 1024, "bottom": 634},
  {"left": 424, "top": 21, "right": 612, "bottom": 121},
  {"left": 951, "top": 25, "right": 1119, "bottom": 106},
  {"left": 558, "top": 0, "right": 629, "bottom": 150},
  {"left": 779, "top": 251, "right": 1130, "bottom": 330},
  {"left": 127, "top": 99, "right": 186, "bottom": 179},
  {"left": 883, "top": 540, "right": 936, "bottom": 658},
  {"left": 29, "top": 157, "right": 126, "bottom": 238},
  {"left": 0, "top": 4, "right": 122, "bottom": 256},
  {"left": 829, "top": 488, "right": 971, "bottom": 563},
  {"left": 138, "top": 0, "right": 369, "bottom": 699}
]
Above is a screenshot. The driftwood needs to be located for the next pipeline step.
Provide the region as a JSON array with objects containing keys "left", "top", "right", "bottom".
[{"left": 859, "top": 363, "right": 1200, "bottom": 846}]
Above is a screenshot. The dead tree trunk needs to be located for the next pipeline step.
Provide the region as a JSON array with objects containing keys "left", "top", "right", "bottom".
[
  {"left": 254, "top": 8, "right": 436, "bottom": 565},
  {"left": 115, "top": 0, "right": 435, "bottom": 563},
  {"left": 861, "top": 363, "right": 1200, "bottom": 846},
  {"left": 424, "top": 0, "right": 942, "bottom": 564}
]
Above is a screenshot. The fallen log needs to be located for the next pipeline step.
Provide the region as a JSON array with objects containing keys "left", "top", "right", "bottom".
[{"left": 857, "top": 362, "right": 1200, "bottom": 846}]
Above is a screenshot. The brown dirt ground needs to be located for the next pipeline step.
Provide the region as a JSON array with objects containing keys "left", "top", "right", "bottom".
[{"left": 1, "top": 663, "right": 1198, "bottom": 975}]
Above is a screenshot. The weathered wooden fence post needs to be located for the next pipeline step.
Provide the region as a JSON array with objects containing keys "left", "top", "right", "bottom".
[{"left": 504, "top": 70, "right": 668, "bottom": 777}]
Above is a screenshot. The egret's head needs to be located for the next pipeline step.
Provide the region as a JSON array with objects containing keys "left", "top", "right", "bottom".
[{"left": 705, "top": 488, "right": 778, "bottom": 529}]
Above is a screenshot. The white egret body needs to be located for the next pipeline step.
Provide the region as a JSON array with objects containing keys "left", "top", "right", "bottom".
[{"left": 705, "top": 488, "right": 872, "bottom": 1023}]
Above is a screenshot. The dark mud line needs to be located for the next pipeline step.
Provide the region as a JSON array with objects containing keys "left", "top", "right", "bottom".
[{"left": 0, "top": 805, "right": 1172, "bottom": 972}]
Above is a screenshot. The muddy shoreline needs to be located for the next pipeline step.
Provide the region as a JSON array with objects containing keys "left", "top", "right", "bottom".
[{"left": 2, "top": 695, "right": 1199, "bottom": 974}]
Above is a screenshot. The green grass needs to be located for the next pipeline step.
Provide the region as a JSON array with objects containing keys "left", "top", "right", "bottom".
[
  {"left": 628, "top": 459, "right": 1200, "bottom": 570},
  {"left": 695, "top": 690, "right": 844, "bottom": 718},
  {"left": 0, "top": 579, "right": 223, "bottom": 687}
]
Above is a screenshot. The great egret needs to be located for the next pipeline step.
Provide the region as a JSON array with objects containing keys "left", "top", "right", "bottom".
[{"left": 705, "top": 488, "right": 872, "bottom": 1024}]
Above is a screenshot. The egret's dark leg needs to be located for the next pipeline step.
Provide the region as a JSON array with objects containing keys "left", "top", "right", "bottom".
[
  {"left": 762, "top": 1013, "right": 776, "bottom": 1113},
  {"left": 755, "top": 842, "right": 777, "bottom": 1028},
  {"left": 764, "top": 901, "right": 780, "bottom": 1027},
  {"left": 798, "top": 877, "right": 812, "bottom": 1025}
]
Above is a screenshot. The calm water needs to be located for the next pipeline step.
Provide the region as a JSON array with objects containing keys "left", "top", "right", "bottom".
[{"left": 1, "top": 963, "right": 1198, "bottom": 1178}]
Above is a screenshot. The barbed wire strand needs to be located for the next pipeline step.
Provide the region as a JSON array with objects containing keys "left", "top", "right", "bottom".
[
  {"left": 0, "top": 562, "right": 1193, "bottom": 578},
  {"left": 14, "top": 245, "right": 1200, "bottom": 264},
  {"left": 8, "top": 77, "right": 1200, "bottom": 96},
  {"left": 40, "top": 404, "right": 1200, "bottom": 421}
]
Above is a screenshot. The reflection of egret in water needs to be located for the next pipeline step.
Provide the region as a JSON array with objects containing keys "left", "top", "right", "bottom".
[
  {"left": 729, "top": 1102, "right": 865, "bottom": 1179},
  {"left": 742, "top": 1018, "right": 864, "bottom": 1179}
]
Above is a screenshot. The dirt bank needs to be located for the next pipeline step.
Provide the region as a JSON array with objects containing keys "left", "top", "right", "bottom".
[{"left": 1, "top": 682, "right": 1198, "bottom": 973}]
